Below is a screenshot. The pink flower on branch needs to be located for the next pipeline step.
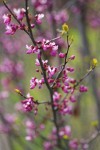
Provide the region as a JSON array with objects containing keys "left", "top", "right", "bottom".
[
  {"left": 35, "top": 13, "right": 44, "bottom": 24},
  {"left": 13, "top": 8, "right": 26, "bottom": 21},
  {"left": 5, "top": 24, "right": 18, "bottom": 35},
  {"left": 79, "top": 85, "right": 88, "bottom": 92},
  {"left": 21, "top": 97, "right": 34, "bottom": 112},
  {"left": 2, "top": 14, "right": 11, "bottom": 24}
]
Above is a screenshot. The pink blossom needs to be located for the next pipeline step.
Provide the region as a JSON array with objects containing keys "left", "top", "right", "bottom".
[
  {"left": 37, "top": 78, "right": 45, "bottom": 89},
  {"left": 5, "top": 24, "right": 18, "bottom": 35},
  {"left": 30, "top": 77, "right": 37, "bottom": 89},
  {"left": 63, "top": 78, "right": 69, "bottom": 86},
  {"left": 35, "top": 59, "right": 40, "bottom": 66},
  {"left": 42, "top": 39, "right": 58, "bottom": 56},
  {"left": 50, "top": 45, "right": 58, "bottom": 56},
  {"left": 59, "top": 52, "right": 66, "bottom": 58},
  {"left": 2, "top": 14, "right": 11, "bottom": 24},
  {"left": 61, "top": 105, "right": 73, "bottom": 115},
  {"left": 21, "top": 97, "right": 34, "bottom": 112},
  {"left": 67, "top": 67, "right": 74, "bottom": 72},
  {"left": 13, "top": 8, "right": 26, "bottom": 20},
  {"left": 31, "top": 23, "right": 35, "bottom": 28},
  {"left": 30, "top": 77, "right": 44, "bottom": 89},
  {"left": 70, "top": 55, "right": 75, "bottom": 60},
  {"left": 79, "top": 85, "right": 88, "bottom": 92},
  {"left": 53, "top": 92, "right": 61, "bottom": 101},
  {"left": 69, "top": 78, "right": 76, "bottom": 84},
  {"left": 62, "top": 85, "right": 71, "bottom": 93},
  {"left": 26, "top": 45, "right": 34, "bottom": 54},
  {"left": 26, "top": 44, "right": 40, "bottom": 55},
  {"left": 35, "top": 59, "right": 48, "bottom": 67},
  {"left": 70, "top": 95, "right": 76, "bottom": 102},
  {"left": 47, "top": 66, "right": 57, "bottom": 78},
  {"left": 35, "top": 13, "right": 44, "bottom": 24}
]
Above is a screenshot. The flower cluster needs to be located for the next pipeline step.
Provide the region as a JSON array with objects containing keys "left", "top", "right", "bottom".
[
  {"left": 3, "top": 8, "right": 44, "bottom": 35},
  {"left": 26, "top": 39, "right": 58, "bottom": 57}
]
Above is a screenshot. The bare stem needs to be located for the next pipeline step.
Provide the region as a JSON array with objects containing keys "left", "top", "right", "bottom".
[
  {"left": 80, "top": 129, "right": 100, "bottom": 149},
  {"left": 25, "top": 0, "right": 36, "bottom": 45},
  {"left": 74, "top": 67, "right": 95, "bottom": 89},
  {"left": 45, "top": 36, "right": 61, "bottom": 44},
  {"left": 87, "top": 130, "right": 100, "bottom": 144}
]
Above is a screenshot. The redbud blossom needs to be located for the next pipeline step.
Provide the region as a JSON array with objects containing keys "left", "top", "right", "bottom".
[
  {"left": 30, "top": 77, "right": 37, "bottom": 89},
  {"left": 2, "top": 14, "right": 11, "bottom": 24},
  {"left": 21, "top": 97, "right": 34, "bottom": 112},
  {"left": 62, "top": 85, "right": 71, "bottom": 93},
  {"left": 47, "top": 66, "right": 57, "bottom": 78},
  {"left": 13, "top": 8, "right": 26, "bottom": 20},
  {"left": 59, "top": 52, "right": 66, "bottom": 58},
  {"left": 67, "top": 67, "right": 74, "bottom": 72},
  {"left": 42, "top": 39, "right": 58, "bottom": 56},
  {"left": 70, "top": 95, "right": 76, "bottom": 102},
  {"left": 53, "top": 92, "right": 61, "bottom": 101},
  {"left": 35, "top": 13, "right": 44, "bottom": 24},
  {"left": 70, "top": 55, "right": 75, "bottom": 60},
  {"left": 26, "top": 44, "right": 40, "bottom": 55},
  {"left": 26, "top": 45, "right": 34, "bottom": 54},
  {"left": 30, "top": 77, "right": 44, "bottom": 89},
  {"left": 5, "top": 24, "right": 18, "bottom": 35},
  {"left": 79, "top": 85, "right": 88, "bottom": 92}
]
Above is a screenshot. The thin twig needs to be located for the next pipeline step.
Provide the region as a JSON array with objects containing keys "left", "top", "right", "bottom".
[
  {"left": 74, "top": 68, "right": 94, "bottom": 89},
  {"left": 45, "top": 36, "right": 61, "bottom": 44},
  {"left": 80, "top": 129, "right": 100, "bottom": 150},
  {"left": 87, "top": 130, "right": 100, "bottom": 144},
  {"left": 25, "top": 0, "right": 36, "bottom": 45}
]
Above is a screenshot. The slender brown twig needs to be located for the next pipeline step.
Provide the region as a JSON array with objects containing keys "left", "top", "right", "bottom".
[
  {"left": 74, "top": 67, "right": 95, "bottom": 89},
  {"left": 25, "top": 0, "right": 36, "bottom": 45}
]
